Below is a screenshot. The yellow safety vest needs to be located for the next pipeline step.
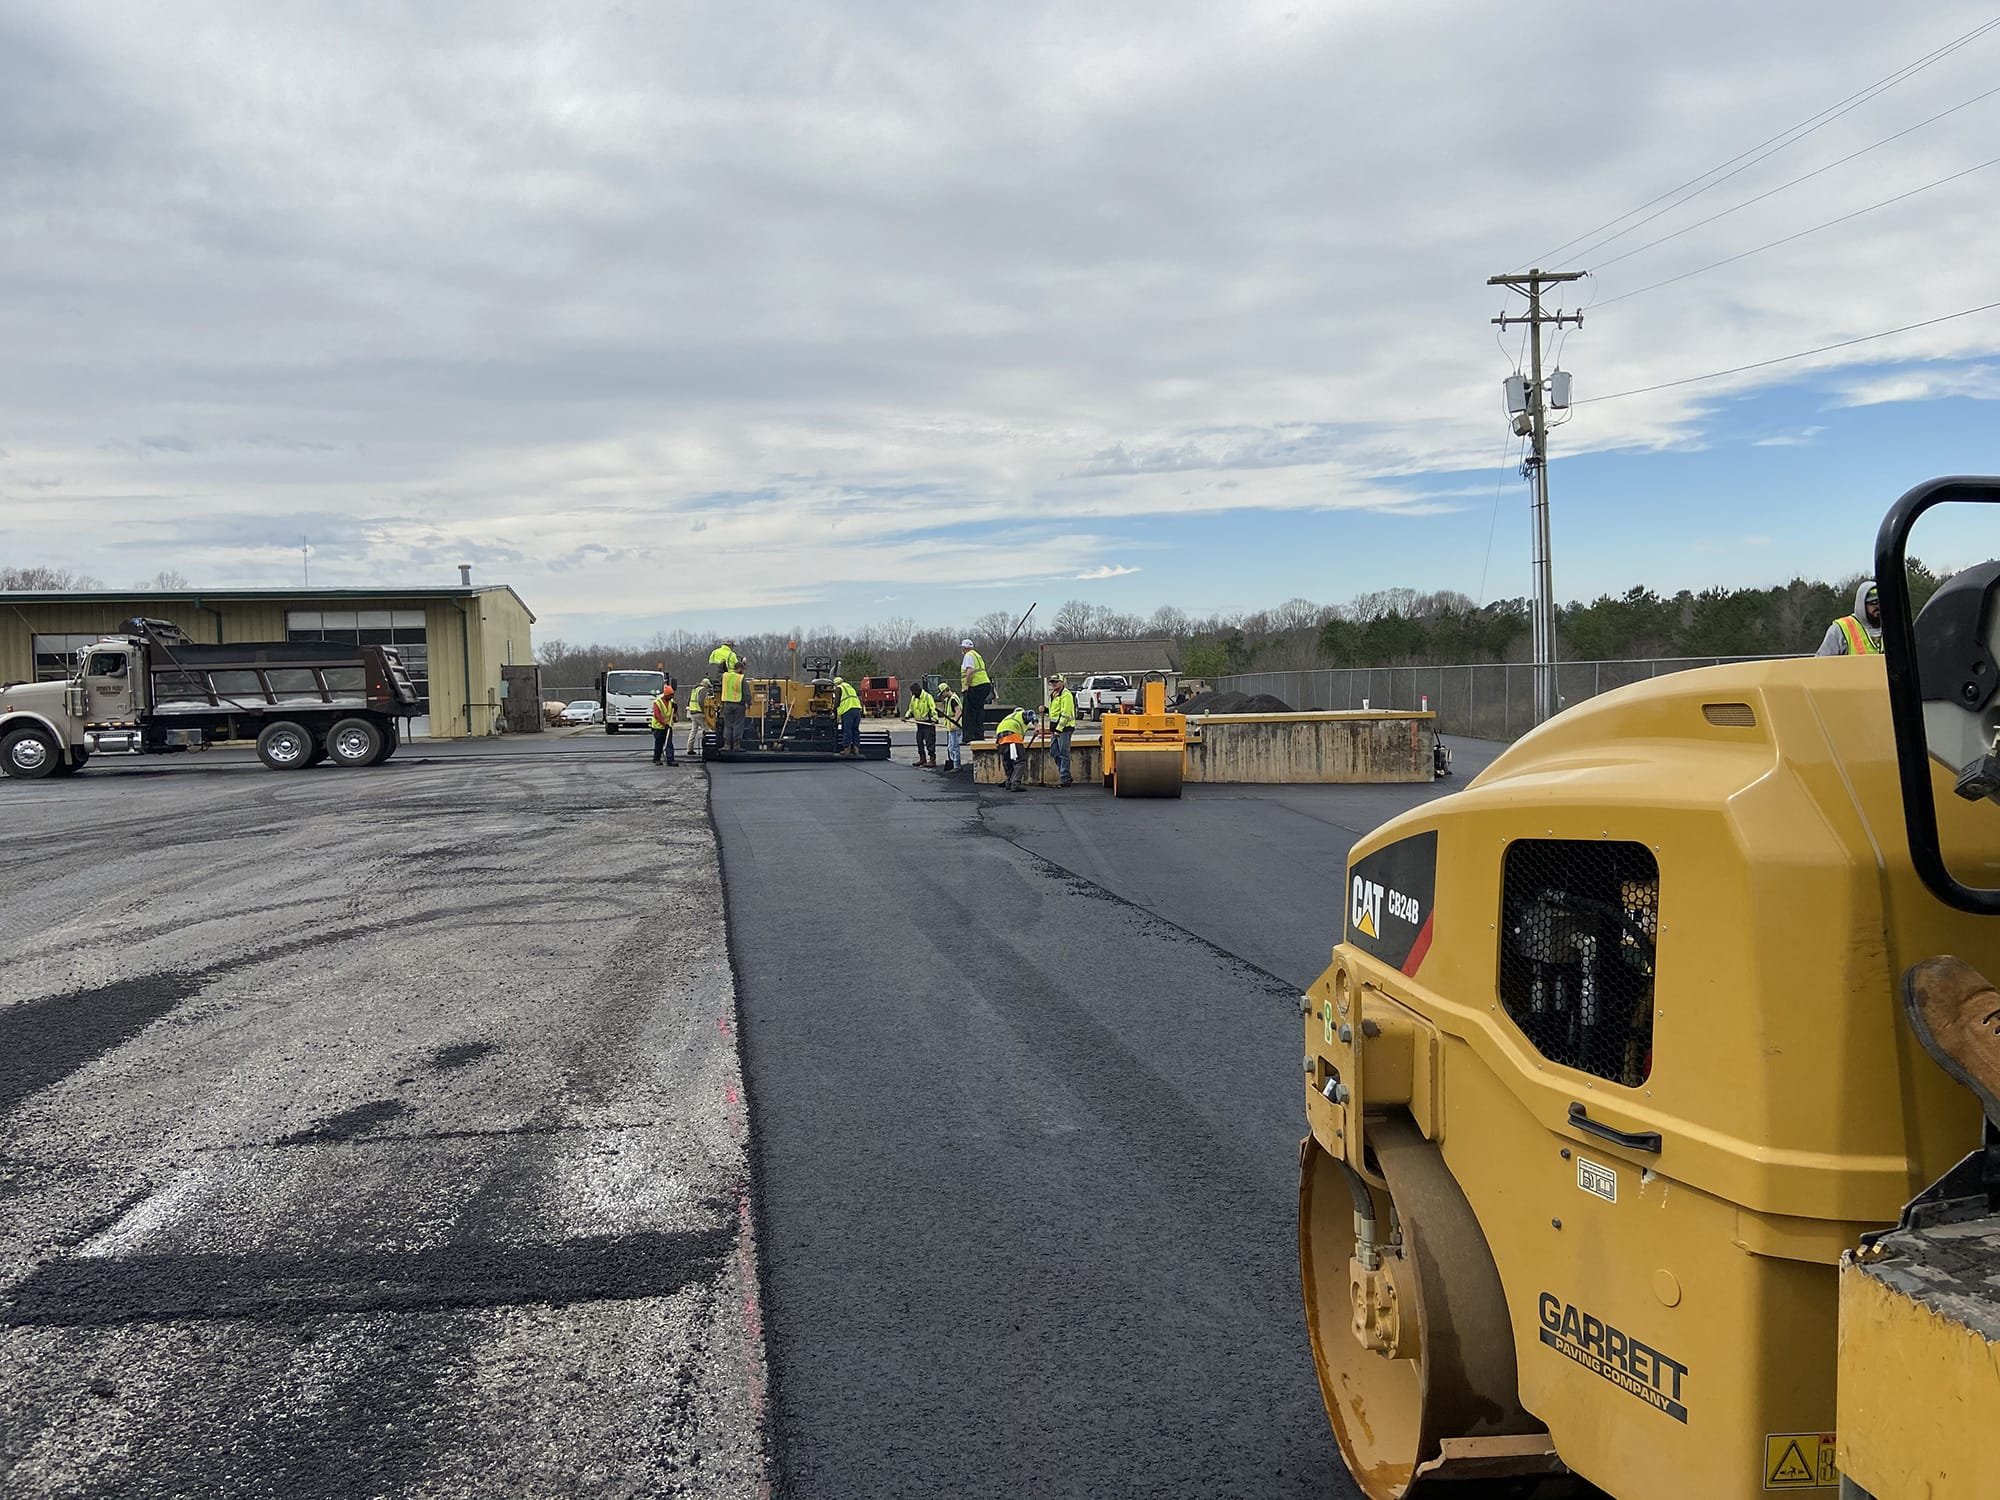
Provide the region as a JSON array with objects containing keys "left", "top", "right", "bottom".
[
  {"left": 836, "top": 681, "right": 862, "bottom": 715},
  {"left": 650, "top": 692, "right": 674, "bottom": 729},
  {"left": 940, "top": 693, "right": 961, "bottom": 727},
  {"left": 709, "top": 646, "right": 741, "bottom": 671},
  {"left": 722, "top": 670, "right": 746, "bottom": 703},
  {"left": 909, "top": 690, "right": 936, "bottom": 722},
  {"left": 963, "top": 651, "right": 989, "bottom": 690},
  {"left": 1836, "top": 616, "right": 1880, "bottom": 655},
  {"left": 690, "top": 685, "right": 708, "bottom": 715},
  {"left": 994, "top": 710, "right": 1026, "bottom": 744},
  {"left": 1048, "top": 689, "right": 1077, "bottom": 732}
]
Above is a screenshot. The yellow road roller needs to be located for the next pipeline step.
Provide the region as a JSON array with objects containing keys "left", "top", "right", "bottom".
[
  {"left": 1299, "top": 479, "right": 2000, "bottom": 1499},
  {"left": 1099, "top": 676, "right": 1189, "bottom": 797}
]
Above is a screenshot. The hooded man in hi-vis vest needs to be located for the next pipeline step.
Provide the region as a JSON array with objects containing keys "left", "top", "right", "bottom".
[{"left": 1817, "top": 579, "right": 1882, "bottom": 656}]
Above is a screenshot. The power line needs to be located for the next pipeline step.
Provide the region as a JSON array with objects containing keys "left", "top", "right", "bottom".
[
  {"left": 1475, "top": 430, "right": 1526, "bottom": 606},
  {"left": 1591, "top": 80, "right": 2000, "bottom": 273},
  {"left": 1576, "top": 299, "right": 2000, "bottom": 405},
  {"left": 1528, "top": 13, "right": 2000, "bottom": 267},
  {"left": 1594, "top": 153, "right": 2000, "bottom": 308}
]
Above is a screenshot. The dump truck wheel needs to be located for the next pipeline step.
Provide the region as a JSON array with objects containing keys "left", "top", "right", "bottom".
[
  {"left": 0, "top": 727, "right": 59, "bottom": 779},
  {"left": 305, "top": 740, "right": 330, "bottom": 767},
  {"left": 1300, "top": 1118, "right": 1543, "bottom": 1498},
  {"left": 327, "top": 717, "right": 384, "bottom": 768},
  {"left": 256, "top": 721, "right": 314, "bottom": 770},
  {"left": 371, "top": 726, "right": 400, "bottom": 765}
]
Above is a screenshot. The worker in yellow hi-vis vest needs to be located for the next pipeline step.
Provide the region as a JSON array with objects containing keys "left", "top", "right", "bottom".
[
  {"left": 687, "top": 679, "right": 710, "bottom": 759},
  {"left": 720, "top": 665, "right": 748, "bottom": 751},
  {"left": 649, "top": 680, "right": 678, "bottom": 766},
  {"left": 1817, "top": 580, "right": 1883, "bottom": 656},
  {"left": 960, "top": 637, "right": 992, "bottom": 747},
  {"left": 834, "top": 676, "right": 864, "bottom": 756},
  {"left": 907, "top": 682, "right": 938, "bottom": 767}
]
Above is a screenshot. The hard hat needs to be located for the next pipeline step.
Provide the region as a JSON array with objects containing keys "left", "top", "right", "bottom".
[
  {"left": 1048, "top": 674, "right": 1063, "bottom": 684},
  {"left": 960, "top": 638, "right": 974, "bottom": 648},
  {"left": 1023, "top": 709, "right": 1038, "bottom": 722}
]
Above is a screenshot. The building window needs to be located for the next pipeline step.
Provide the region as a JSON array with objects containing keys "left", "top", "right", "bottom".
[
  {"left": 31, "top": 633, "right": 103, "bottom": 681},
  {"left": 287, "top": 608, "right": 428, "bottom": 697}
]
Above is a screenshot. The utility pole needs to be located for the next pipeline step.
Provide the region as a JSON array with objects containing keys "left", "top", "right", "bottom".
[{"left": 1489, "top": 268, "right": 1583, "bottom": 725}]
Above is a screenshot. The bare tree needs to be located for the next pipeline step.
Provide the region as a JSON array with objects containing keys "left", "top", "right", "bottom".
[
  {"left": 1, "top": 564, "right": 104, "bottom": 590},
  {"left": 1272, "top": 597, "right": 1320, "bottom": 632},
  {"left": 971, "top": 609, "right": 1014, "bottom": 644},
  {"left": 1052, "top": 599, "right": 1094, "bottom": 639},
  {"left": 136, "top": 568, "right": 191, "bottom": 590}
]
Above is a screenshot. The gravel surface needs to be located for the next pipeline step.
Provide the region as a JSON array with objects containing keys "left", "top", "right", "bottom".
[
  {"left": 710, "top": 745, "right": 1494, "bottom": 1499},
  {"left": 0, "top": 739, "right": 767, "bottom": 1499}
]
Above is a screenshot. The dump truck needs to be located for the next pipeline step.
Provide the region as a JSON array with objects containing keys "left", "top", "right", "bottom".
[
  {"left": 1297, "top": 476, "right": 2000, "bottom": 1499},
  {"left": 0, "top": 617, "right": 422, "bottom": 779}
]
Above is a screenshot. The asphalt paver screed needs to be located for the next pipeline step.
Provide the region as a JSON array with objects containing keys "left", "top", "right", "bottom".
[{"left": 0, "top": 743, "right": 767, "bottom": 1499}]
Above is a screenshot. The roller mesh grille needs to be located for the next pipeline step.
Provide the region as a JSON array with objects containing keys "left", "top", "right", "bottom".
[{"left": 1499, "top": 840, "right": 1659, "bottom": 1087}]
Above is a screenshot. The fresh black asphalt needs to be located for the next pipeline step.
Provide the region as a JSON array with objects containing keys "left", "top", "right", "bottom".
[{"left": 711, "top": 736, "right": 1498, "bottom": 1499}]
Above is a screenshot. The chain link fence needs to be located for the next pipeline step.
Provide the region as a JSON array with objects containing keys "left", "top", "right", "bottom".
[{"left": 1216, "top": 657, "right": 1795, "bottom": 740}]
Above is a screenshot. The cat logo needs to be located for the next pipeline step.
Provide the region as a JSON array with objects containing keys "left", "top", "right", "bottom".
[
  {"left": 1353, "top": 878, "right": 1384, "bottom": 938},
  {"left": 1345, "top": 830, "right": 1438, "bottom": 976}
]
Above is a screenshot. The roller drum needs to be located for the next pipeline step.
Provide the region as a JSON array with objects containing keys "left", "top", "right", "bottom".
[{"left": 1111, "top": 746, "right": 1184, "bottom": 798}]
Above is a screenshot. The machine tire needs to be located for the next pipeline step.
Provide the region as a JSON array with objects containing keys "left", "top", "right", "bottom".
[
  {"left": 370, "top": 726, "right": 400, "bottom": 765},
  {"left": 327, "top": 717, "right": 384, "bottom": 768},
  {"left": 0, "top": 727, "right": 60, "bottom": 780},
  {"left": 605, "top": 723, "right": 620, "bottom": 734},
  {"left": 256, "top": 720, "right": 314, "bottom": 771}
]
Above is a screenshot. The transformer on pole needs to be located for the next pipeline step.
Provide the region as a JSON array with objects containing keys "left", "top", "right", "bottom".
[{"left": 1489, "top": 268, "right": 1584, "bottom": 726}]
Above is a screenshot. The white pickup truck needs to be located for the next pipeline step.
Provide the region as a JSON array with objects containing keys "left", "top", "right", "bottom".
[{"left": 1075, "top": 675, "right": 1139, "bottom": 718}]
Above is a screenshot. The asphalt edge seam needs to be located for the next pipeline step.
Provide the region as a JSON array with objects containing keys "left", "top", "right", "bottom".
[{"left": 704, "top": 762, "right": 783, "bottom": 1500}]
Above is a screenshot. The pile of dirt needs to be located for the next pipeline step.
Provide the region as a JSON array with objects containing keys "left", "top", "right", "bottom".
[{"left": 1174, "top": 690, "right": 1293, "bottom": 715}]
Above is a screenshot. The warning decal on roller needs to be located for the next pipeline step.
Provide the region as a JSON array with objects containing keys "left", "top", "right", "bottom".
[
  {"left": 1762, "top": 1432, "right": 1836, "bottom": 1490},
  {"left": 1346, "top": 830, "right": 1438, "bottom": 976}
]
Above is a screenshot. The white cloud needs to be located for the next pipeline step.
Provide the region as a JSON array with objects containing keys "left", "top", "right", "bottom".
[
  {"left": 1832, "top": 363, "right": 2000, "bottom": 407},
  {"left": 1074, "top": 564, "right": 1140, "bottom": 580},
  {"left": 1752, "top": 426, "right": 1826, "bottom": 447},
  {"left": 2, "top": 1, "right": 1999, "bottom": 632}
]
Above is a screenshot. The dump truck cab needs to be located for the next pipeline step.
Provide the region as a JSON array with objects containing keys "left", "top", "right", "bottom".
[{"left": 0, "top": 636, "right": 147, "bottom": 774}]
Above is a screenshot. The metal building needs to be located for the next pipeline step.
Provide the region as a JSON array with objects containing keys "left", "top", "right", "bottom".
[{"left": 0, "top": 585, "right": 536, "bottom": 738}]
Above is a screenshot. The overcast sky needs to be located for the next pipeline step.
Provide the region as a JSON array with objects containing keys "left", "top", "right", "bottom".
[{"left": 4, "top": 1, "right": 1999, "bottom": 641}]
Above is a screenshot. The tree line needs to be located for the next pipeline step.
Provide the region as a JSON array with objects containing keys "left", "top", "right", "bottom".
[
  {"left": 5, "top": 556, "right": 1939, "bottom": 699},
  {"left": 534, "top": 563, "right": 1942, "bottom": 705}
]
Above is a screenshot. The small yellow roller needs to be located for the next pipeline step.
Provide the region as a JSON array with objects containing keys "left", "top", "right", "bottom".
[{"left": 1099, "top": 677, "right": 1188, "bottom": 798}]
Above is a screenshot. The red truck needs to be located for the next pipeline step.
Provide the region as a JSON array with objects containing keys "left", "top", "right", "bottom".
[{"left": 861, "top": 675, "right": 900, "bottom": 716}]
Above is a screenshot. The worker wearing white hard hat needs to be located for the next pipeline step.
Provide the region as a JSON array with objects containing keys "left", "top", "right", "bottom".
[{"left": 960, "top": 638, "right": 992, "bottom": 749}]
